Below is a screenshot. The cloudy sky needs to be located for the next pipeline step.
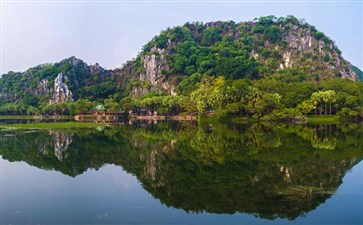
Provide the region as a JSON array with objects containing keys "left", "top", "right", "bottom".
[{"left": 1, "top": 0, "right": 362, "bottom": 74}]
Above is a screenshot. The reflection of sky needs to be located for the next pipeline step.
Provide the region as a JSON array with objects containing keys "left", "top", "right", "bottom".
[{"left": 1, "top": 157, "right": 362, "bottom": 225}]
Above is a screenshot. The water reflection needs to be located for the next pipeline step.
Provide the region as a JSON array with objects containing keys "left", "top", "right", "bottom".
[{"left": 0, "top": 122, "right": 362, "bottom": 220}]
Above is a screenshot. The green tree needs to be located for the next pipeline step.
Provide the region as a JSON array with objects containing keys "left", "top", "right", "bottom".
[{"left": 104, "top": 98, "right": 120, "bottom": 112}]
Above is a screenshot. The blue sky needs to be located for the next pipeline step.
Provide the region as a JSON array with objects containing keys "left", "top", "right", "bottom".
[{"left": 1, "top": 0, "right": 362, "bottom": 74}]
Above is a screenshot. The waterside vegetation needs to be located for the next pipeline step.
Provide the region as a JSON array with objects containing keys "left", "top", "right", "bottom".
[{"left": 1, "top": 77, "right": 361, "bottom": 123}]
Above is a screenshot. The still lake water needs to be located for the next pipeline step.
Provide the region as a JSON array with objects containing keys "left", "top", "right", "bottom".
[{"left": 0, "top": 122, "right": 362, "bottom": 225}]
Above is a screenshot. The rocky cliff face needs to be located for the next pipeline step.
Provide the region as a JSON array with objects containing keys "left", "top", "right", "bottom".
[
  {"left": 36, "top": 78, "right": 49, "bottom": 96},
  {"left": 276, "top": 23, "right": 356, "bottom": 80},
  {"left": 130, "top": 47, "right": 176, "bottom": 97},
  {"left": 49, "top": 73, "right": 73, "bottom": 103}
]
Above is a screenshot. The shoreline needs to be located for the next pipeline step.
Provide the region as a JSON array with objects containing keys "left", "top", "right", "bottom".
[
  {"left": 0, "top": 114, "right": 360, "bottom": 124},
  {"left": 129, "top": 115, "right": 198, "bottom": 121},
  {"left": 0, "top": 115, "right": 73, "bottom": 120}
]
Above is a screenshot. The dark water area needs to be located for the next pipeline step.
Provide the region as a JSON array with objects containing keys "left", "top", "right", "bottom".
[{"left": 0, "top": 122, "right": 362, "bottom": 224}]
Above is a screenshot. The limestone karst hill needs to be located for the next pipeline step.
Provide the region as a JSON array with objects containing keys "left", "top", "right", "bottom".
[{"left": 0, "top": 15, "right": 361, "bottom": 110}]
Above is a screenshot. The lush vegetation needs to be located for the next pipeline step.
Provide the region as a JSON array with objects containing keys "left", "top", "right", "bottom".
[
  {"left": 1, "top": 76, "right": 362, "bottom": 122},
  {"left": 124, "top": 77, "right": 363, "bottom": 122}
]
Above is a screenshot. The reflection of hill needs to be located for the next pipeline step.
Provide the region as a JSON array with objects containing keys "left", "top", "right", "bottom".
[
  {"left": 0, "top": 129, "right": 129, "bottom": 176},
  {"left": 0, "top": 123, "right": 362, "bottom": 220},
  {"left": 120, "top": 123, "right": 363, "bottom": 220}
]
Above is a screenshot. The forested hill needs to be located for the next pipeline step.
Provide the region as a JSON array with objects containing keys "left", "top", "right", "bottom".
[
  {"left": 352, "top": 65, "right": 363, "bottom": 81},
  {"left": 0, "top": 57, "right": 121, "bottom": 107},
  {"left": 119, "top": 15, "right": 358, "bottom": 97},
  {"left": 0, "top": 15, "right": 362, "bottom": 119}
]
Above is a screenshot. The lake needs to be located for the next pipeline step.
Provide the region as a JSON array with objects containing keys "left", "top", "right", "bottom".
[{"left": 0, "top": 122, "right": 362, "bottom": 225}]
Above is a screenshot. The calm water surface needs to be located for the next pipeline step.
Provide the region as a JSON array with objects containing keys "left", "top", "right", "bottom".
[{"left": 0, "top": 122, "right": 362, "bottom": 225}]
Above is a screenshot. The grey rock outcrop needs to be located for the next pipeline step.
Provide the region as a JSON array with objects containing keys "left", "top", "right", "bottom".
[
  {"left": 131, "top": 47, "right": 175, "bottom": 97},
  {"left": 36, "top": 79, "right": 49, "bottom": 95},
  {"left": 281, "top": 25, "right": 357, "bottom": 80},
  {"left": 49, "top": 73, "right": 73, "bottom": 103}
]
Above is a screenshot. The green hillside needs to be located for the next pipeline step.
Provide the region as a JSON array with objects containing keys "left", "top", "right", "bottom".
[{"left": 352, "top": 65, "right": 363, "bottom": 81}]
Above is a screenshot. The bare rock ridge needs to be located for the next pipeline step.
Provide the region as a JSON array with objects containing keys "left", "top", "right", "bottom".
[
  {"left": 132, "top": 47, "right": 176, "bottom": 97},
  {"left": 49, "top": 73, "right": 73, "bottom": 103}
]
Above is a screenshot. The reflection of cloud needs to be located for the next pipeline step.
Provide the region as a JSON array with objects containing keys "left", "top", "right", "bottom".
[
  {"left": 112, "top": 173, "right": 132, "bottom": 190},
  {"left": 124, "top": 179, "right": 129, "bottom": 190},
  {"left": 45, "top": 31, "right": 52, "bottom": 38},
  {"left": 96, "top": 213, "right": 109, "bottom": 220}
]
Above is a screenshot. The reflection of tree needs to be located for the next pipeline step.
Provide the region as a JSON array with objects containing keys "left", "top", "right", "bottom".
[
  {"left": 278, "top": 123, "right": 360, "bottom": 151},
  {"left": 310, "top": 124, "right": 338, "bottom": 150},
  {"left": 0, "top": 122, "right": 362, "bottom": 220},
  {"left": 311, "top": 136, "right": 337, "bottom": 150}
]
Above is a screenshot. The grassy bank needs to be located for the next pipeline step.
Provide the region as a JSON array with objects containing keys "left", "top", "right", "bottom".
[
  {"left": 0, "top": 122, "right": 107, "bottom": 130},
  {"left": 0, "top": 115, "right": 40, "bottom": 119},
  {"left": 227, "top": 115, "right": 342, "bottom": 124},
  {"left": 306, "top": 115, "right": 340, "bottom": 124},
  {"left": 230, "top": 117, "right": 258, "bottom": 123}
]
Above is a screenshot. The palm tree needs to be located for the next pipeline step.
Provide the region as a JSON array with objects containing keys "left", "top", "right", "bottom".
[
  {"left": 311, "top": 92, "right": 321, "bottom": 115},
  {"left": 327, "top": 90, "right": 337, "bottom": 115}
]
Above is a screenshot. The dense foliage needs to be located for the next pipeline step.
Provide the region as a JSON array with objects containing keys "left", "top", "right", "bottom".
[
  {"left": 1, "top": 76, "right": 362, "bottom": 121},
  {"left": 121, "top": 77, "right": 363, "bottom": 121}
]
